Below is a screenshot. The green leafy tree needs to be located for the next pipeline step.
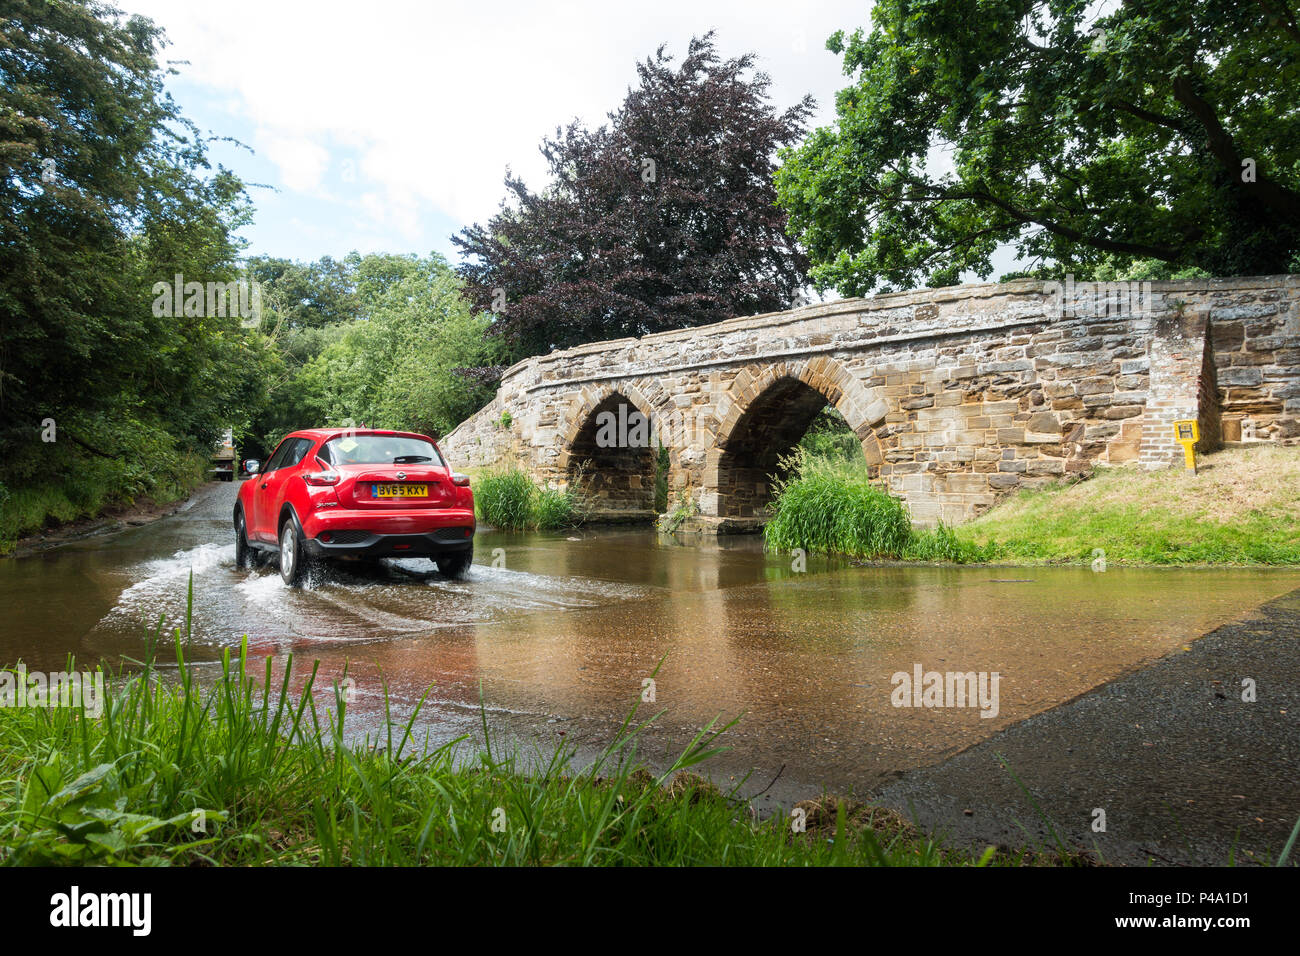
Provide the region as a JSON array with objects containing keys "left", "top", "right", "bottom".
[
  {"left": 246, "top": 255, "right": 360, "bottom": 331},
  {"left": 0, "top": 0, "right": 258, "bottom": 540},
  {"left": 252, "top": 254, "right": 500, "bottom": 449},
  {"left": 776, "top": 0, "right": 1300, "bottom": 295},
  {"left": 1, "top": 0, "right": 252, "bottom": 437},
  {"left": 455, "top": 33, "right": 814, "bottom": 365}
]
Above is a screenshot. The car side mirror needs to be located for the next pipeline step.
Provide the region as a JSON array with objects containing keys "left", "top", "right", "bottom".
[{"left": 243, "top": 459, "right": 261, "bottom": 476}]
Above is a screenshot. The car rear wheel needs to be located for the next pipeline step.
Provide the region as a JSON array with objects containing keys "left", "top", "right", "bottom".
[
  {"left": 435, "top": 547, "right": 473, "bottom": 579},
  {"left": 279, "top": 515, "right": 312, "bottom": 587},
  {"left": 235, "top": 510, "right": 252, "bottom": 570}
]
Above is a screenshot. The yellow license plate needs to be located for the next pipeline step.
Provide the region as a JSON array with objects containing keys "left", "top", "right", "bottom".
[{"left": 374, "top": 483, "right": 427, "bottom": 498}]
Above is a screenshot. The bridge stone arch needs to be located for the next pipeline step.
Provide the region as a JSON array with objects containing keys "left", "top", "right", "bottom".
[
  {"left": 557, "top": 382, "right": 667, "bottom": 521},
  {"left": 704, "top": 357, "right": 886, "bottom": 521}
]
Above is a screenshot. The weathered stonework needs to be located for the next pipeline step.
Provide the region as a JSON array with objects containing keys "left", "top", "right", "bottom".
[{"left": 441, "top": 276, "right": 1300, "bottom": 528}]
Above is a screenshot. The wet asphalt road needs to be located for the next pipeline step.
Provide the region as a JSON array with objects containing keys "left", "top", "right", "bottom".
[{"left": 876, "top": 588, "right": 1300, "bottom": 866}]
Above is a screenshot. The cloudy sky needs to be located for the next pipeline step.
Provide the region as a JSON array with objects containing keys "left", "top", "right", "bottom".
[{"left": 117, "top": 0, "right": 877, "bottom": 266}]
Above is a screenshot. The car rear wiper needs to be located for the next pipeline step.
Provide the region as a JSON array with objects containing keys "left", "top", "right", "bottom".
[{"left": 392, "top": 455, "right": 433, "bottom": 464}]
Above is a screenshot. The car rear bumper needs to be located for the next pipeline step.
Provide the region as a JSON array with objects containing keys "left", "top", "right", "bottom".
[
  {"left": 302, "top": 507, "right": 475, "bottom": 558},
  {"left": 304, "top": 529, "right": 474, "bottom": 559}
]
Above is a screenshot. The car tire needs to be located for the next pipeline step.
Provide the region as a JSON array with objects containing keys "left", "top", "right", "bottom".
[
  {"left": 278, "top": 513, "right": 312, "bottom": 587},
  {"left": 435, "top": 547, "right": 473, "bottom": 579},
  {"left": 235, "top": 509, "right": 252, "bottom": 570}
]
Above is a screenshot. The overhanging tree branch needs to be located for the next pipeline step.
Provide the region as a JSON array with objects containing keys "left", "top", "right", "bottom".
[
  {"left": 879, "top": 169, "right": 1187, "bottom": 260},
  {"left": 1171, "top": 73, "right": 1300, "bottom": 217},
  {"left": 1255, "top": 0, "right": 1300, "bottom": 45},
  {"left": 957, "top": 184, "right": 1185, "bottom": 260}
]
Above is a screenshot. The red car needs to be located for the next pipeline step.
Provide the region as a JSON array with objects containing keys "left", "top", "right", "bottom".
[{"left": 234, "top": 428, "right": 475, "bottom": 586}]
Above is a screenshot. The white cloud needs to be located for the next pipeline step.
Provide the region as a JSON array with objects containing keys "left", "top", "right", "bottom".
[
  {"left": 119, "top": 0, "right": 871, "bottom": 249},
  {"left": 356, "top": 189, "right": 423, "bottom": 242},
  {"left": 261, "top": 135, "right": 330, "bottom": 192}
]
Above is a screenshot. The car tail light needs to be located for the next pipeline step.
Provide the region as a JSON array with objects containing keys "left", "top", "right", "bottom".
[
  {"left": 302, "top": 457, "right": 340, "bottom": 486},
  {"left": 451, "top": 473, "right": 471, "bottom": 487}
]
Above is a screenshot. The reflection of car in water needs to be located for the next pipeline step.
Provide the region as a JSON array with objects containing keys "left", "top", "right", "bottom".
[
  {"left": 233, "top": 428, "right": 476, "bottom": 586},
  {"left": 211, "top": 428, "right": 236, "bottom": 481}
]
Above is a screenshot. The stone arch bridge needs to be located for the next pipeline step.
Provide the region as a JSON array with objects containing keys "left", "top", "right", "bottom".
[{"left": 442, "top": 276, "right": 1300, "bottom": 530}]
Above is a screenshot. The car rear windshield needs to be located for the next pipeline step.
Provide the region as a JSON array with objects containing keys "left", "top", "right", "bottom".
[{"left": 321, "top": 434, "right": 444, "bottom": 467}]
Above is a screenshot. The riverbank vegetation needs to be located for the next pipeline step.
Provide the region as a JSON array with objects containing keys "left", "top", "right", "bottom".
[
  {"left": 961, "top": 444, "right": 1300, "bottom": 566},
  {"left": 0, "top": 420, "right": 209, "bottom": 554},
  {"left": 0, "top": 607, "right": 1073, "bottom": 867},
  {"left": 763, "top": 450, "right": 995, "bottom": 563},
  {"left": 766, "top": 443, "right": 1300, "bottom": 568},
  {"left": 473, "top": 468, "right": 587, "bottom": 532},
  {"left": 1, "top": 6, "right": 271, "bottom": 550},
  {"left": 770, "top": 409, "right": 993, "bottom": 562}
]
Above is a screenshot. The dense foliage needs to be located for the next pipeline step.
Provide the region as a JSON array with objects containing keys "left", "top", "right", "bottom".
[
  {"left": 0, "top": 0, "right": 265, "bottom": 541},
  {"left": 242, "top": 253, "right": 500, "bottom": 458},
  {"left": 776, "top": 0, "right": 1300, "bottom": 294},
  {"left": 454, "top": 33, "right": 814, "bottom": 366}
]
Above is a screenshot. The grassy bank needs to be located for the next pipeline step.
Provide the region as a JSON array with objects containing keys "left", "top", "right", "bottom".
[
  {"left": 962, "top": 445, "right": 1300, "bottom": 566},
  {"left": 0, "top": 602, "right": 1060, "bottom": 866},
  {"left": 765, "top": 445, "right": 1300, "bottom": 568},
  {"left": 0, "top": 445, "right": 206, "bottom": 555},
  {"left": 473, "top": 467, "right": 586, "bottom": 532}
]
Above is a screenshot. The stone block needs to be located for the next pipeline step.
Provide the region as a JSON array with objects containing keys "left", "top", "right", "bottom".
[
  {"left": 864, "top": 398, "right": 890, "bottom": 425},
  {"left": 943, "top": 474, "right": 989, "bottom": 494},
  {"left": 1025, "top": 458, "right": 1066, "bottom": 475},
  {"left": 1220, "top": 366, "right": 1264, "bottom": 386},
  {"left": 1106, "top": 438, "right": 1140, "bottom": 462},
  {"left": 1099, "top": 405, "right": 1143, "bottom": 419},
  {"left": 1076, "top": 377, "right": 1116, "bottom": 396}
]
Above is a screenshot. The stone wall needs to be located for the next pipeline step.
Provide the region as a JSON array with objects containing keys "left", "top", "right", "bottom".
[
  {"left": 440, "top": 275, "right": 1300, "bottom": 527},
  {"left": 1211, "top": 289, "right": 1300, "bottom": 442},
  {"left": 440, "top": 393, "right": 512, "bottom": 470}
]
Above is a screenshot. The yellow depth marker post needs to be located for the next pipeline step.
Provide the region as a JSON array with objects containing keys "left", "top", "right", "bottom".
[{"left": 1173, "top": 419, "right": 1199, "bottom": 474}]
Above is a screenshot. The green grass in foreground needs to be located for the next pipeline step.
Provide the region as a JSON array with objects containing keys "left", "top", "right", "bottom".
[
  {"left": 0, "top": 586, "right": 1073, "bottom": 867},
  {"left": 5, "top": 583, "right": 1297, "bottom": 866}
]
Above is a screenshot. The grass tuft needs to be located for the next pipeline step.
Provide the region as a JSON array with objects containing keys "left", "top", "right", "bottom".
[
  {"left": 473, "top": 467, "right": 586, "bottom": 532},
  {"left": 763, "top": 450, "right": 992, "bottom": 562}
]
